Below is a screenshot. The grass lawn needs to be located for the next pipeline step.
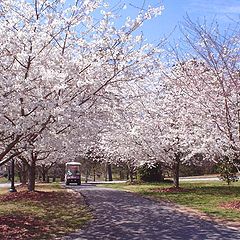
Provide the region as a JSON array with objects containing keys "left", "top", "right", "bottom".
[
  {"left": 101, "top": 181, "right": 240, "bottom": 222},
  {"left": 0, "top": 183, "right": 91, "bottom": 240},
  {"left": 0, "top": 177, "right": 9, "bottom": 184}
]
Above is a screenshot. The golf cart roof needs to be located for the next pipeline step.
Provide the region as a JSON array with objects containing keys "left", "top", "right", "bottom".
[{"left": 65, "top": 162, "right": 81, "bottom": 166}]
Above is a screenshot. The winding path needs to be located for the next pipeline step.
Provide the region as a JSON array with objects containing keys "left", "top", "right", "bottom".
[{"left": 62, "top": 184, "right": 240, "bottom": 240}]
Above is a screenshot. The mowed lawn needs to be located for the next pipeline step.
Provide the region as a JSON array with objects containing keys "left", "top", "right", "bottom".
[
  {"left": 0, "top": 183, "right": 91, "bottom": 240},
  {"left": 101, "top": 181, "right": 240, "bottom": 222}
]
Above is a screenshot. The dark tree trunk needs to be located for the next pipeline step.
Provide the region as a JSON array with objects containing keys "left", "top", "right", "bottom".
[
  {"left": 129, "top": 167, "right": 134, "bottom": 183},
  {"left": 93, "top": 168, "right": 96, "bottom": 182},
  {"left": 126, "top": 170, "right": 129, "bottom": 180},
  {"left": 28, "top": 160, "right": 36, "bottom": 191},
  {"left": 42, "top": 165, "right": 47, "bottom": 182},
  {"left": 173, "top": 154, "right": 180, "bottom": 188},
  {"left": 127, "top": 164, "right": 134, "bottom": 183},
  {"left": 42, "top": 171, "right": 46, "bottom": 182},
  {"left": 104, "top": 164, "right": 108, "bottom": 181},
  {"left": 40, "top": 164, "right": 51, "bottom": 183},
  {"left": 107, "top": 163, "right": 113, "bottom": 181},
  {"left": 16, "top": 157, "right": 28, "bottom": 185},
  {"left": 9, "top": 158, "right": 17, "bottom": 192},
  {"left": 85, "top": 170, "right": 89, "bottom": 183},
  {"left": 21, "top": 162, "right": 28, "bottom": 185},
  {"left": 8, "top": 165, "right": 11, "bottom": 181},
  {"left": 158, "top": 164, "right": 164, "bottom": 182},
  {"left": 129, "top": 171, "right": 134, "bottom": 183},
  {"left": 52, "top": 168, "right": 56, "bottom": 182}
]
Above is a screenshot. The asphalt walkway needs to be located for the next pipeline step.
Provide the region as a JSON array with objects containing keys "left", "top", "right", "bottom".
[{"left": 62, "top": 185, "right": 240, "bottom": 240}]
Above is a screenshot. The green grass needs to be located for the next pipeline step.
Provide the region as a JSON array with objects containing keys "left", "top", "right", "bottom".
[
  {"left": 0, "top": 177, "right": 9, "bottom": 183},
  {"left": 0, "top": 176, "right": 20, "bottom": 183},
  {"left": 101, "top": 181, "right": 240, "bottom": 222},
  {"left": 0, "top": 183, "right": 91, "bottom": 239}
]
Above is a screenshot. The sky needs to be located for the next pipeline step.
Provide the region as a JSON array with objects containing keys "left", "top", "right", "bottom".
[{"left": 107, "top": 0, "right": 240, "bottom": 43}]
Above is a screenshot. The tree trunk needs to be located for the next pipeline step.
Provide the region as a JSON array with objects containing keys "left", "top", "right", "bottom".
[
  {"left": 173, "top": 154, "right": 180, "bottom": 188},
  {"left": 28, "top": 160, "right": 36, "bottom": 191},
  {"left": 129, "top": 169, "right": 134, "bottom": 183},
  {"left": 157, "top": 163, "right": 164, "bottom": 182},
  {"left": 21, "top": 162, "right": 28, "bottom": 185},
  {"left": 107, "top": 163, "right": 113, "bottom": 181},
  {"left": 7, "top": 165, "right": 11, "bottom": 181},
  {"left": 42, "top": 171, "right": 46, "bottom": 182},
  {"left": 85, "top": 170, "right": 88, "bottom": 183},
  {"left": 127, "top": 164, "right": 134, "bottom": 183},
  {"left": 41, "top": 165, "right": 47, "bottom": 182},
  {"left": 93, "top": 168, "right": 96, "bottom": 182},
  {"left": 16, "top": 158, "right": 28, "bottom": 185},
  {"left": 52, "top": 168, "right": 56, "bottom": 182},
  {"left": 126, "top": 170, "right": 129, "bottom": 180}
]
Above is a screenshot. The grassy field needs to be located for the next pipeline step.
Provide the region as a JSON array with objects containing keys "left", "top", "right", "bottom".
[
  {"left": 0, "top": 183, "right": 91, "bottom": 240},
  {"left": 0, "top": 177, "right": 9, "bottom": 184},
  {"left": 101, "top": 181, "right": 240, "bottom": 222}
]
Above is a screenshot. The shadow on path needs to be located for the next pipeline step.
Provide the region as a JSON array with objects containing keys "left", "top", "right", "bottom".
[{"left": 62, "top": 185, "right": 240, "bottom": 240}]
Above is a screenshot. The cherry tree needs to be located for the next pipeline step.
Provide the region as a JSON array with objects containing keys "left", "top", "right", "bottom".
[
  {"left": 92, "top": 18, "right": 240, "bottom": 187},
  {"left": 170, "top": 18, "right": 240, "bottom": 178},
  {"left": 101, "top": 56, "right": 215, "bottom": 187},
  {"left": 0, "top": 0, "right": 165, "bottom": 190}
]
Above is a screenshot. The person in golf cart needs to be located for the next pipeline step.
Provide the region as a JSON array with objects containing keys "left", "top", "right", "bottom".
[{"left": 65, "top": 162, "right": 81, "bottom": 185}]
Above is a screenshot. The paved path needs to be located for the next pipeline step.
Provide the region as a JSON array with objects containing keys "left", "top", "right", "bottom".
[
  {"left": 62, "top": 185, "right": 240, "bottom": 240},
  {"left": 0, "top": 182, "right": 20, "bottom": 188},
  {"left": 84, "top": 181, "right": 127, "bottom": 184},
  {"left": 0, "top": 183, "right": 10, "bottom": 188},
  {"left": 180, "top": 177, "right": 220, "bottom": 181}
]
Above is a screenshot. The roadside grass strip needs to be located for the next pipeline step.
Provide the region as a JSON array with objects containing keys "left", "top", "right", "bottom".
[{"left": 0, "top": 183, "right": 91, "bottom": 240}]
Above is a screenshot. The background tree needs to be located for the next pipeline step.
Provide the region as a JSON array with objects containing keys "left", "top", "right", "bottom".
[{"left": 168, "top": 17, "right": 240, "bottom": 183}]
